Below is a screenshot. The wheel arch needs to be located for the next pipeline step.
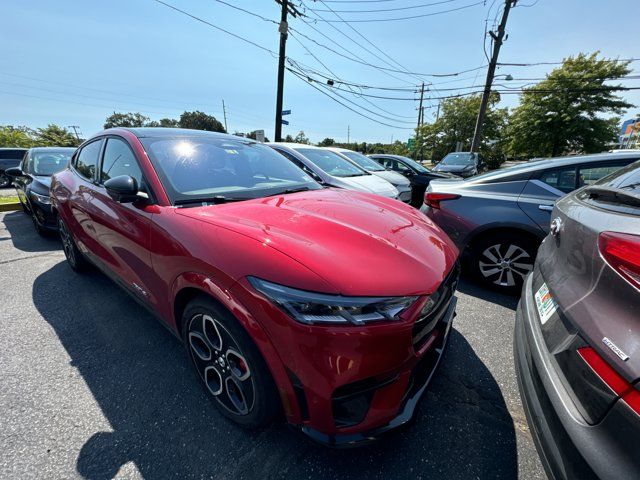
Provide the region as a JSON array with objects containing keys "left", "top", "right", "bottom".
[
  {"left": 171, "top": 274, "right": 302, "bottom": 423},
  {"left": 464, "top": 223, "right": 545, "bottom": 255}
]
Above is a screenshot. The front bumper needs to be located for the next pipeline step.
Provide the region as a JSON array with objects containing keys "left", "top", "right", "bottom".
[
  {"left": 30, "top": 199, "right": 58, "bottom": 231},
  {"left": 515, "top": 273, "right": 640, "bottom": 480},
  {"left": 301, "top": 296, "right": 457, "bottom": 447}
]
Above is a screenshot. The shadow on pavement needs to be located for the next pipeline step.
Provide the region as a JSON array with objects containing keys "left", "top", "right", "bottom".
[
  {"left": 457, "top": 277, "right": 519, "bottom": 311},
  {"left": 2, "top": 210, "right": 60, "bottom": 253},
  {"left": 33, "top": 262, "right": 518, "bottom": 480}
]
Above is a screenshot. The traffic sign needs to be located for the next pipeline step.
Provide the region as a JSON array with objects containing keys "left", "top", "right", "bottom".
[
  {"left": 407, "top": 137, "right": 415, "bottom": 150},
  {"left": 281, "top": 119, "right": 289, "bottom": 125},
  {"left": 282, "top": 109, "right": 291, "bottom": 116}
]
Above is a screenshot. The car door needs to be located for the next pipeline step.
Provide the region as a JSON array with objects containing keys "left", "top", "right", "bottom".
[{"left": 87, "top": 136, "right": 157, "bottom": 306}]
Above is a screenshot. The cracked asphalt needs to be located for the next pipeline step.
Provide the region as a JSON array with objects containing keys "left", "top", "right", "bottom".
[{"left": 0, "top": 210, "right": 545, "bottom": 479}]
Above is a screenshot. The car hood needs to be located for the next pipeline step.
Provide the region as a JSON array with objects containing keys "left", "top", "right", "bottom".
[
  {"left": 337, "top": 174, "right": 399, "bottom": 198},
  {"left": 371, "top": 170, "right": 410, "bottom": 187},
  {"left": 176, "top": 189, "right": 458, "bottom": 296},
  {"left": 33, "top": 175, "right": 52, "bottom": 188}
]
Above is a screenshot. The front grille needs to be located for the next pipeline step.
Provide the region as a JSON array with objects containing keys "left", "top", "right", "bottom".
[{"left": 412, "top": 262, "right": 459, "bottom": 350}]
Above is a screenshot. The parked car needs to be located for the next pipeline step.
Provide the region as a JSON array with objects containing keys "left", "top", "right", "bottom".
[
  {"left": 369, "top": 153, "right": 454, "bottom": 208},
  {"left": 515, "top": 160, "right": 640, "bottom": 480},
  {"left": 432, "top": 152, "right": 487, "bottom": 178},
  {"left": 51, "top": 128, "right": 460, "bottom": 446},
  {"left": 6, "top": 147, "right": 74, "bottom": 234},
  {"left": 324, "top": 147, "right": 412, "bottom": 203},
  {"left": 422, "top": 151, "right": 640, "bottom": 293},
  {"left": 267, "top": 143, "right": 399, "bottom": 199},
  {"left": 0, "top": 148, "right": 28, "bottom": 188}
]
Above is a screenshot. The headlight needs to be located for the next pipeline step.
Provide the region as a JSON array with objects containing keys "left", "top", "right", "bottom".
[
  {"left": 29, "top": 191, "right": 51, "bottom": 205},
  {"left": 248, "top": 277, "right": 418, "bottom": 325}
]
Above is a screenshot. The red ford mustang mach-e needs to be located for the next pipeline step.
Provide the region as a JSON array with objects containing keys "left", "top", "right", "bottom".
[{"left": 50, "top": 128, "right": 459, "bottom": 446}]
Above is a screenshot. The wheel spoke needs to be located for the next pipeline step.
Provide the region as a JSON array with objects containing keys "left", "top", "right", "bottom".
[
  {"left": 204, "top": 366, "right": 223, "bottom": 396},
  {"left": 225, "top": 376, "right": 249, "bottom": 415},
  {"left": 512, "top": 262, "right": 533, "bottom": 272},
  {"left": 202, "top": 315, "right": 223, "bottom": 351},
  {"left": 483, "top": 245, "right": 501, "bottom": 263},
  {"left": 505, "top": 270, "right": 516, "bottom": 286},
  {"left": 226, "top": 349, "right": 251, "bottom": 381},
  {"left": 188, "top": 332, "right": 212, "bottom": 361}
]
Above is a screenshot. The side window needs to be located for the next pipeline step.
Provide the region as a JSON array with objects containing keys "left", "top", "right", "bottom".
[
  {"left": 100, "top": 138, "right": 143, "bottom": 187},
  {"left": 75, "top": 140, "right": 103, "bottom": 181},
  {"left": 538, "top": 167, "right": 576, "bottom": 194},
  {"left": 578, "top": 163, "right": 627, "bottom": 187},
  {"left": 276, "top": 150, "right": 320, "bottom": 181},
  {"left": 394, "top": 161, "right": 412, "bottom": 174}
]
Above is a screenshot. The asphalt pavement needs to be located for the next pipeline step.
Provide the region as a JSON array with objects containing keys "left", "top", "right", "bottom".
[{"left": 0, "top": 210, "right": 545, "bottom": 480}]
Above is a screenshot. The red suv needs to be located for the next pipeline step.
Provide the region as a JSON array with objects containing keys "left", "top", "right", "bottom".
[{"left": 51, "top": 128, "right": 459, "bottom": 446}]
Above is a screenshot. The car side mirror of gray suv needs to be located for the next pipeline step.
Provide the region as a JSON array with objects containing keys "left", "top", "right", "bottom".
[{"left": 104, "top": 175, "right": 140, "bottom": 203}]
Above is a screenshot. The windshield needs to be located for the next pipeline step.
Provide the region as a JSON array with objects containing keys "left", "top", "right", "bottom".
[
  {"left": 28, "top": 150, "right": 73, "bottom": 176},
  {"left": 295, "top": 148, "right": 367, "bottom": 178},
  {"left": 340, "top": 151, "right": 385, "bottom": 171},
  {"left": 395, "top": 155, "right": 430, "bottom": 173},
  {"left": 141, "top": 137, "right": 321, "bottom": 203},
  {"left": 440, "top": 153, "right": 475, "bottom": 166}
]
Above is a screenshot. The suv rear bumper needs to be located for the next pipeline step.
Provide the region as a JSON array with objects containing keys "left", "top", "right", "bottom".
[{"left": 515, "top": 273, "right": 640, "bottom": 480}]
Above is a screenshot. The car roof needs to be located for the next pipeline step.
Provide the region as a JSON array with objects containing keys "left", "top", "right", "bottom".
[
  {"left": 0, "top": 147, "right": 28, "bottom": 151},
  {"left": 116, "top": 127, "right": 248, "bottom": 141},
  {"left": 471, "top": 151, "right": 640, "bottom": 183},
  {"left": 267, "top": 142, "right": 322, "bottom": 150},
  {"left": 28, "top": 147, "right": 76, "bottom": 152}
]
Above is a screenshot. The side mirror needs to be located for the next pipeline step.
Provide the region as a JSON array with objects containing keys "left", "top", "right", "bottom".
[
  {"left": 104, "top": 175, "right": 139, "bottom": 203},
  {"left": 5, "top": 166, "right": 23, "bottom": 177}
]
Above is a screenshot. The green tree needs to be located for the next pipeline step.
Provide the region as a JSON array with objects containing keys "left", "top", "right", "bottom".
[
  {"left": 34, "top": 124, "right": 80, "bottom": 147},
  {"left": 104, "top": 112, "right": 150, "bottom": 129},
  {"left": 416, "top": 93, "right": 508, "bottom": 164},
  {"left": 283, "top": 134, "right": 295, "bottom": 142},
  {"left": 146, "top": 117, "right": 179, "bottom": 128},
  {"left": 178, "top": 110, "right": 225, "bottom": 132},
  {"left": 508, "top": 53, "right": 633, "bottom": 157},
  {"left": 317, "top": 137, "right": 335, "bottom": 147},
  {"left": 0, "top": 125, "right": 34, "bottom": 147},
  {"left": 293, "top": 131, "right": 310, "bottom": 144}
]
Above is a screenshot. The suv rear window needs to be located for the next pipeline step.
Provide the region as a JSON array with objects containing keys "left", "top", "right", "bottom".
[{"left": 0, "top": 149, "right": 26, "bottom": 160}]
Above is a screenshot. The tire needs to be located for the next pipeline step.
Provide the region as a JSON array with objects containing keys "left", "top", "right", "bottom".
[
  {"left": 58, "top": 216, "right": 89, "bottom": 272},
  {"left": 0, "top": 174, "right": 11, "bottom": 189},
  {"left": 181, "top": 296, "right": 280, "bottom": 429},
  {"left": 470, "top": 232, "right": 537, "bottom": 295}
]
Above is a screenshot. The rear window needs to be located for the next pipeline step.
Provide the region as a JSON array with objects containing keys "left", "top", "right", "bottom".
[
  {"left": 577, "top": 160, "right": 640, "bottom": 214},
  {"left": 0, "top": 149, "right": 27, "bottom": 160},
  {"left": 595, "top": 160, "right": 640, "bottom": 192}
]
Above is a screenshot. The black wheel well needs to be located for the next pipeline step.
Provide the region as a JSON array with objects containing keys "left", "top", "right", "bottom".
[{"left": 173, "top": 287, "right": 226, "bottom": 338}]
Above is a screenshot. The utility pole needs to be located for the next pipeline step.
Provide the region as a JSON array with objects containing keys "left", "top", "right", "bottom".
[
  {"left": 470, "top": 0, "right": 516, "bottom": 152},
  {"left": 347, "top": 125, "right": 350, "bottom": 144},
  {"left": 68, "top": 125, "right": 81, "bottom": 141},
  {"left": 222, "top": 99, "right": 228, "bottom": 132},
  {"left": 414, "top": 83, "right": 425, "bottom": 160},
  {"left": 274, "top": 0, "right": 302, "bottom": 142}
]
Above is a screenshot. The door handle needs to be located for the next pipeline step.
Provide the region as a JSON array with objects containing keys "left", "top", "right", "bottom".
[{"left": 538, "top": 204, "right": 554, "bottom": 212}]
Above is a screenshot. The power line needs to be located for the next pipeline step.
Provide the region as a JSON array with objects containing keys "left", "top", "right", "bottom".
[
  {"left": 307, "top": 0, "right": 484, "bottom": 22},
  {"left": 288, "top": 69, "right": 413, "bottom": 129},
  {"left": 209, "top": 0, "right": 279, "bottom": 24},
  {"left": 307, "top": 0, "right": 461, "bottom": 13},
  {"left": 152, "top": 0, "right": 278, "bottom": 56}
]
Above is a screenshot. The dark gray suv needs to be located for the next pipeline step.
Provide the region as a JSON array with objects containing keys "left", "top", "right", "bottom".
[
  {"left": 515, "top": 160, "right": 640, "bottom": 479},
  {"left": 421, "top": 151, "right": 640, "bottom": 293}
]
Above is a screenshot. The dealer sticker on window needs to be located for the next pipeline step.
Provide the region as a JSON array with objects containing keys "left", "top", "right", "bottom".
[{"left": 534, "top": 283, "right": 558, "bottom": 325}]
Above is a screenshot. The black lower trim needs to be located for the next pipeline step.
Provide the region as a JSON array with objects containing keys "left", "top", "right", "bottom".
[{"left": 300, "top": 296, "right": 457, "bottom": 448}]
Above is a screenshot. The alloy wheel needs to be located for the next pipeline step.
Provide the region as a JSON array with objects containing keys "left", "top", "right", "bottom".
[
  {"left": 478, "top": 243, "right": 533, "bottom": 287},
  {"left": 187, "top": 313, "right": 255, "bottom": 416},
  {"left": 58, "top": 218, "right": 76, "bottom": 267}
]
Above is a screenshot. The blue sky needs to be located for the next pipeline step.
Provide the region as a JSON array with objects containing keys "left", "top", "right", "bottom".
[{"left": 1, "top": 0, "right": 638, "bottom": 143}]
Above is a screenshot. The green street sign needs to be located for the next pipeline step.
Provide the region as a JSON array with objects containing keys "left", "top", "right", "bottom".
[{"left": 407, "top": 138, "right": 415, "bottom": 150}]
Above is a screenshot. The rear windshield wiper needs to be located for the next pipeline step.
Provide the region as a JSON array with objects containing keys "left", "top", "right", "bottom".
[
  {"left": 174, "top": 195, "right": 249, "bottom": 206},
  {"left": 583, "top": 186, "right": 640, "bottom": 208}
]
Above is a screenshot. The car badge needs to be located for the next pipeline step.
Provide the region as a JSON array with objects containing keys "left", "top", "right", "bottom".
[
  {"left": 602, "top": 337, "right": 629, "bottom": 362},
  {"left": 550, "top": 217, "right": 562, "bottom": 237}
]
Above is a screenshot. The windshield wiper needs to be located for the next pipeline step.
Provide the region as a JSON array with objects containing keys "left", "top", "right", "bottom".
[
  {"left": 584, "top": 186, "right": 640, "bottom": 208},
  {"left": 174, "top": 195, "right": 248, "bottom": 206},
  {"left": 265, "top": 186, "right": 312, "bottom": 197}
]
